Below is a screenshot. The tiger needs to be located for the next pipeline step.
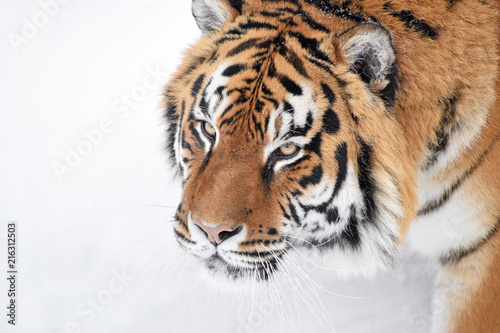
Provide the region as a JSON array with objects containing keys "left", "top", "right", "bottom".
[{"left": 163, "top": 0, "right": 500, "bottom": 331}]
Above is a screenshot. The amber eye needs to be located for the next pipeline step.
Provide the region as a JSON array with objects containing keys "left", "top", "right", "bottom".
[
  {"left": 279, "top": 143, "right": 299, "bottom": 157},
  {"left": 201, "top": 121, "right": 216, "bottom": 138}
]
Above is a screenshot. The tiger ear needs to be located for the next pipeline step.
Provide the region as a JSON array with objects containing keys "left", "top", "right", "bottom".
[
  {"left": 337, "top": 23, "right": 399, "bottom": 107},
  {"left": 192, "top": 0, "right": 243, "bottom": 34}
]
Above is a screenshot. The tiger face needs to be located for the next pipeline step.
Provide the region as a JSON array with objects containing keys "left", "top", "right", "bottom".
[{"left": 165, "top": 0, "right": 414, "bottom": 281}]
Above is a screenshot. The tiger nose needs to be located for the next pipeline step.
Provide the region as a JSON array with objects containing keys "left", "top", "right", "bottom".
[{"left": 193, "top": 217, "right": 241, "bottom": 245}]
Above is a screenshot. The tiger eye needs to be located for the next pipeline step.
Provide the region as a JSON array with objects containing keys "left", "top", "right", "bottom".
[
  {"left": 203, "top": 122, "right": 216, "bottom": 136},
  {"left": 280, "top": 143, "right": 298, "bottom": 156}
]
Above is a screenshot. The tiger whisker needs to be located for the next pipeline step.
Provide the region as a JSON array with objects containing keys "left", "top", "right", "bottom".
[
  {"left": 284, "top": 239, "right": 379, "bottom": 273},
  {"left": 265, "top": 245, "right": 301, "bottom": 332},
  {"left": 283, "top": 253, "right": 337, "bottom": 333}
]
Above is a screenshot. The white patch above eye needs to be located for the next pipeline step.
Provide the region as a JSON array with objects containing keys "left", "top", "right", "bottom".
[
  {"left": 191, "top": 62, "right": 231, "bottom": 119},
  {"left": 263, "top": 83, "right": 318, "bottom": 168},
  {"left": 188, "top": 63, "right": 236, "bottom": 151},
  {"left": 286, "top": 84, "right": 316, "bottom": 129}
]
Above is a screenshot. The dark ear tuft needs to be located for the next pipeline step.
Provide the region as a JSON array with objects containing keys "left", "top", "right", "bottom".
[
  {"left": 338, "top": 24, "right": 399, "bottom": 108},
  {"left": 192, "top": 0, "right": 242, "bottom": 34}
]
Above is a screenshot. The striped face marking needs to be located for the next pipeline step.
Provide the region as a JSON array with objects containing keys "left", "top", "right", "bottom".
[{"left": 167, "top": 8, "right": 407, "bottom": 281}]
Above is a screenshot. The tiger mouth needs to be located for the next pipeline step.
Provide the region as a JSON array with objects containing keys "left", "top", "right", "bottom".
[{"left": 204, "top": 252, "right": 281, "bottom": 281}]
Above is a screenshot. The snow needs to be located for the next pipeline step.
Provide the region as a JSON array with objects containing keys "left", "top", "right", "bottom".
[{"left": 0, "top": 1, "right": 436, "bottom": 332}]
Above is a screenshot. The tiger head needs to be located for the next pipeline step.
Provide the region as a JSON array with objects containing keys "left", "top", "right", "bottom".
[{"left": 164, "top": 0, "right": 415, "bottom": 281}]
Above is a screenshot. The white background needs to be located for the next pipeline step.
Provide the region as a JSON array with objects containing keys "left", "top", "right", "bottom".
[{"left": 1, "top": 1, "right": 437, "bottom": 332}]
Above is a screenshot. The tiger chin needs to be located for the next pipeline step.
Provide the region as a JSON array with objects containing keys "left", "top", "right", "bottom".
[{"left": 163, "top": 0, "right": 500, "bottom": 331}]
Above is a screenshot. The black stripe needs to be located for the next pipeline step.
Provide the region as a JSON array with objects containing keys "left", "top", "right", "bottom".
[
  {"left": 191, "top": 74, "right": 205, "bottom": 97},
  {"left": 309, "top": 205, "right": 361, "bottom": 249},
  {"left": 288, "top": 198, "right": 301, "bottom": 226},
  {"left": 199, "top": 145, "right": 212, "bottom": 172},
  {"left": 181, "top": 131, "right": 193, "bottom": 154},
  {"left": 299, "top": 165, "right": 323, "bottom": 188},
  {"left": 239, "top": 20, "right": 278, "bottom": 31},
  {"left": 174, "top": 228, "right": 196, "bottom": 245},
  {"left": 279, "top": 202, "right": 291, "bottom": 220},
  {"left": 306, "top": 56, "right": 334, "bottom": 76},
  {"left": 279, "top": 17, "right": 298, "bottom": 26},
  {"left": 333, "top": 143, "right": 348, "bottom": 197},
  {"left": 266, "top": 59, "right": 277, "bottom": 77},
  {"left": 219, "top": 114, "right": 236, "bottom": 128},
  {"left": 199, "top": 94, "right": 209, "bottom": 116},
  {"left": 357, "top": 139, "right": 376, "bottom": 222},
  {"left": 426, "top": 90, "right": 461, "bottom": 168},
  {"left": 255, "top": 99, "right": 265, "bottom": 112},
  {"left": 251, "top": 113, "right": 264, "bottom": 141},
  {"left": 326, "top": 207, "right": 340, "bottom": 224},
  {"left": 341, "top": 206, "right": 361, "bottom": 247},
  {"left": 227, "top": 250, "right": 276, "bottom": 258},
  {"left": 165, "top": 99, "right": 178, "bottom": 160},
  {"left": 262, "top": 162, "right": 274, "bottom": 184},
  {"left": 298, "top": 12, "right": 330, "bottom": 32},
  {"left": 292, "top": 112, "right": 313, "bottom": 136},
  {"left": 418, "top": 142, "right": 497, "bottom": 215},
  {"left": 188, "top": 122, "right": 205, "bottom": 150},
  {"left": 214, "top": 36, "right": 240, "bottom": 45},
  {"left": 283, "top": 101, "right": 294, "bottom": 114},
  {"left": 389, "top": 10, "right": 439, "bottom": 39},
  {"left": 322, "top": 108, "right": 340, "bottom": 134},
  {"left": 321, "top": 83, "right": 336, "bottom": 104},
  {"left": 262, "top": 95, "right": 279, "bottom": 109},
  {"left": 228, "top": 0, "right": 243, "bottom": 13},
  {"left": 226, "top": 28, "right": 243, "bottom": 35},
  {"left": 208, "top": 51, "right": 218, "bottom": 64},
  {"left": 255, "top": 39, "right": 278, "bottom": 50},
  {"left": 174, "top": 212, "right": 189, "bottom": 231},
  {"left": 279, "top": 75, "right": 303, "bottom": 95},
  {"left": 227, "top": 38, "right": 260, "bottom": 57},
  {"left": 222, "top": 64, "right": 246, "bottom": 77},
  {"left": 260, "top": 11, "right": 284, "bottom": 18},
  {"left": 264, "top": 114, "right": 270, "bottom": 132},
  {"left": 304, "top": 132, "right": 322, "bottom": 158},
  {"left": 441, "top": 221, "right": 500, "bottom": 265},
  {"left": 284, "top": 155, "right": 312, "bottom": 172},
  {"left": 278, "top": 46, "right": 309, "bottom": 78},
  {"left": 288, "top": 31, "right": 332, "bottom": 63},
  {"left": 378, "top": 61, "right": 399, "bottom": 109},
  {"left": 215, "top": 86, "right": 224, "bottom": 98},
  {"left": 261, "top": 84, "right": 273, "bottom": 96}
]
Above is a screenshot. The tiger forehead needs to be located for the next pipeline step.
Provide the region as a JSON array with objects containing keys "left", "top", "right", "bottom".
[
  {"left": 207, "top": 59, "right": 322, "bottom": 142},
  {"left": 182, "top": 8, "right": 348, "bottom": 143}
]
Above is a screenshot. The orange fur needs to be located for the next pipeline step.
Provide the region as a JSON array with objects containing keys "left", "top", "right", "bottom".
[{"left": 164, "top": 0, "right": 499, "bottom": 330}]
